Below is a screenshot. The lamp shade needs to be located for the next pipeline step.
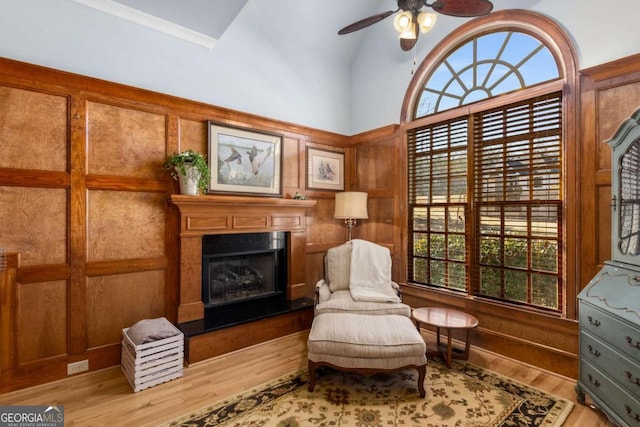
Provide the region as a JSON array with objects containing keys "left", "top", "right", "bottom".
[
  {"left": 334, "top": 192, "right": 368, "bottom": 219},
  {"left": 417, "top": 11, "right": 437, "bottom": 33},
  {"left": 394, "top": 11, "right": 415, "bottom": 39}
]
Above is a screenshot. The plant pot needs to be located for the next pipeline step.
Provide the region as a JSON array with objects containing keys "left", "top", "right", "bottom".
[{"left": 176, "top": 165, "right": 202, "bottom": 196}]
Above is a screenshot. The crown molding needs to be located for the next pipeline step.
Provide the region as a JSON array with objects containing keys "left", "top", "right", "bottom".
[{"left": 71, "top": 0, "right": 217, "bottom": 49}]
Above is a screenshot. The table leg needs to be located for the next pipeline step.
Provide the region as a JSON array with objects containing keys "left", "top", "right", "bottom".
[
  {"left": 445, "top": 328, "right": 453, "bottom": 368},
  {"left": 460, "top": 328, "right": 472, "bottom": 360}
]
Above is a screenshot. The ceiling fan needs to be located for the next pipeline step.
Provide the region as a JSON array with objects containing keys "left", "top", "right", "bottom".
[{"left": 338, "top": 0, "right": 493, "bottom": 51}]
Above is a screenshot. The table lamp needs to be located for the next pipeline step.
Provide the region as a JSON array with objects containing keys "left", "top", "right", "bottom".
[{"left": 334, "top": 191, "right": 368, "bottom": 241}]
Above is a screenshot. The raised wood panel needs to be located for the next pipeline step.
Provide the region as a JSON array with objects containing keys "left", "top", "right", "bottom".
[
  {"left": 233, "top": 215, "right": 269, "bottom": 228},
  {"left": 178, "top": 236, "right": 203, "bottom": 323},
  {"left": 0, "top": 86, "right": 67, "bottom": 172},
  {"left": 597, "top": 82, "right": 640, "bottom": 151},
  {"left": 1, "top": 253, "right": 19, "bottom": 370},
  {"left": 271, "top": 215, "right": 302, "bottom": 229},
  {"left": 305, "top": 252, "right": 325, "bottom": 297},
  {"left": 18, "top": 280, "right": 67, "bottom": 364},
  {"left": 282, "top": 136, "right": 300, "bottom": 196},
  {"left": 87, "top": 101, "right": 166, "bottom": 178},
  {"left": 178, "top": 118, "right": 207, "bottom": 154},
  {"left": 0, "top": 187, "right": 67, "bottom": 266},
  {"left": 288, "top": 230, "right": 306, "bottom": 298},
  {"left": 87, "top": 191, "right": 165, "bottom": 261},
  {"left": 355, "top": 143, "right": 395, "bottom": 191},
  {"left": 186, "top": 215, "right": 230, "bottom": 231},
  {"left": 86, "top": 270, "right": 165, "bottom": 348},
  {"left": 359, "top": 196, "right": 394, "bottom": 244},
  {"left": 305, "top": 198, "right": 344, "bottom": 244}
]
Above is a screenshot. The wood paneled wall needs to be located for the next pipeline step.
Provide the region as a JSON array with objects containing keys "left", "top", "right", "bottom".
[
  {"left": 1, "top": 51, "right": 639, "bottom": 392},
  {"left": 0, "top": 58, "right": 348, "bottom": 392},
  {"left": 349, "top": 54, "right": 640, "bottom": 379},
  {"left": 579, "top": 53, "right": 640, "bottom": 288}
]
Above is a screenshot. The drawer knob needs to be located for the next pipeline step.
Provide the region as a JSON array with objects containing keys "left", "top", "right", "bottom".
[
  {"left": 625, "top": 405, "right": 640, "bottom": 422},
  {"left": 587, "top": 316, "right": 601, "bottom": 327},
  {"left": 625, "top": 370, "right": 640, "bottom": 386},
  {"left": 587, "top": 345, "right": 601, "bottom": 357},
  {"left": 625, "top": 336, "right": 640, "bottom": 350},
  {"left": 587, "top": 374, "right": 601, "bottom": 387}
]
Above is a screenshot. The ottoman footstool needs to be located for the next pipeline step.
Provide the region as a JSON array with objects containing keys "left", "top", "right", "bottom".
[{"left": 307, "top": 313, "right": 427, "bottom": 397}]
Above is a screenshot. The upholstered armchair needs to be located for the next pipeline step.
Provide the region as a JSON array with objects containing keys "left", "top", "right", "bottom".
[{"left": 314, "top": 240, "right": 411, "bottom": 317}]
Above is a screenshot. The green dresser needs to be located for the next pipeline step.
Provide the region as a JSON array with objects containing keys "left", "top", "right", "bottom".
[
  {"left": 577, "top": 262, "right": 640, "bottom": 426},
  {"left": 576, "top": 108, "right": 640, "bottom": 426}
]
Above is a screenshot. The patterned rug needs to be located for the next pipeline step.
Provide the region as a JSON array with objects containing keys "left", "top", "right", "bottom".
[{"left": 164, "top": 359, "right": 573, "bottom": 426}]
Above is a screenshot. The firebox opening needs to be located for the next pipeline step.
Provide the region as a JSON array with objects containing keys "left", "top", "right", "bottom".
[{"left": 202, "top": 232, "right": 287, "bottom": 311}]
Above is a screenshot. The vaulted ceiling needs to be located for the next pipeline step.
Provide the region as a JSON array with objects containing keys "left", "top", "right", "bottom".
[{"left": 72, "top": 0, "right": 392, "bottom": 63}]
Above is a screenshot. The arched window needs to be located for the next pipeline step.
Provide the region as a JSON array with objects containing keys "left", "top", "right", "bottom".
[
  {"left": 404, "top": 11, "right": 577, "bottom": 314},
  {"left": 415, "top": 31, "right": 560, "bottom": 117}
]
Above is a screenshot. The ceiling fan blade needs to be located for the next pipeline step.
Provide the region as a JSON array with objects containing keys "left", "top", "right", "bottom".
[
  {"left": 338, "top": 9, "right": 397, "bottom": 35},
  {"left": 432, "top": 0, "right": 493, "bottom": 17},
  {"left": 400, "top": 31, "right": 419, "bottom": 51}
]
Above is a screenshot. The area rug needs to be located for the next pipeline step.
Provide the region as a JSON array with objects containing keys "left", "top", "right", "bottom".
[{"left": 164, "top": 359, "right": 573, "bottom": 426}]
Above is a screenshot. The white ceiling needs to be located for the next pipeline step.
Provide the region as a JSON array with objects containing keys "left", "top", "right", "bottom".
[
  {"left": 72, "top": 0, "right": 395, "bottom": 61},
  {"left": 114, "top": 0, "right": 249, "bottom": 39}
]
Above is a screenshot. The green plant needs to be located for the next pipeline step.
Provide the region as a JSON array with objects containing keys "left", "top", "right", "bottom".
[{"left": 163, "top": 149, "right": 211, "bottom": 194}]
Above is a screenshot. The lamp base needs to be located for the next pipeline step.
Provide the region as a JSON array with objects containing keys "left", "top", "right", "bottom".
[{"left": 344, "top": 218, "right": 357, "bottom": 241}]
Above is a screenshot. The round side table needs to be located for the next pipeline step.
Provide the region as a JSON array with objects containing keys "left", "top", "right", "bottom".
[{"left": 412, "top": 307, "right": 479, "bottom": 368}]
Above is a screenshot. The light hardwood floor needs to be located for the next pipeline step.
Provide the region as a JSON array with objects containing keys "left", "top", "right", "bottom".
[{"left": 0, "top": 330, "right": 613, "bottom": 426}]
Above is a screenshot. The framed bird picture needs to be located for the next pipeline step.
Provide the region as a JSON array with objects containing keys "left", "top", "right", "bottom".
[
  {"left": 306, "top": 146, "right": 345, "bottom": 191},
  {"left": 208, "top": 121, "right": 282, "bottom": 196}
]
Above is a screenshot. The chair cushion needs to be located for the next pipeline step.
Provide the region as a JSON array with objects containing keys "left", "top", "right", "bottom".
[
  {"left": 314, "top": 290, "right": 411, "bottom": 317},
  {"left": 308, "top": 313, "right": 426, "bottom": 363},
  {"left": 326, "top": 242, "right": 351, "bottom": 292}
]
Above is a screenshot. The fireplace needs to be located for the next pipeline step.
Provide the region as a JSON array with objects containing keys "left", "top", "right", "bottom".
[
  {"left": 169, "top": 194, "right": 316, "bottom": 363},
  {"left": 202, "top": 232, "right": 287, "bottom": 309}
]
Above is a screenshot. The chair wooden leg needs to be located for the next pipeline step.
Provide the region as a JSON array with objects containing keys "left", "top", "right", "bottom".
[
  {"left": 417, "top": 364, "right": 426, "bottom": 398},
  {"left": 308, "top": 360, "right": 317, "bottom": 392}
]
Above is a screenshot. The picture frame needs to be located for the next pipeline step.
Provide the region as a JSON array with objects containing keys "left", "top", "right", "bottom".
[
  {"left": 306, "top": 147, "right": 345, "bottom": 191},
  {"left": 208, "top": 121, "right": 282, "bottom": 197}
]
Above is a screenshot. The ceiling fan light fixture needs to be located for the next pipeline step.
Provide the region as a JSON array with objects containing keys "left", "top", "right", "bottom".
[
  {"left": 337, "top": 0, "right": 494, "bottom": 52},
  {"left": 393, "top": 11, "right": 414, "bottom": 34},
  {"left": 417, "top": 11, "right": 437, "bottom": 33},
  {"left": 399, "top": 28, "right": 417, "bottom": 40}
]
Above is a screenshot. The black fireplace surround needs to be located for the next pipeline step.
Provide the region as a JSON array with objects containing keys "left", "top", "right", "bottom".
[{"left": 178, "top": 231, "right": 312, "bottom": 337}]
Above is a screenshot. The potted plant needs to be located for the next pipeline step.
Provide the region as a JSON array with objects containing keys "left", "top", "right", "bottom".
[{"left": 164, "top": 149, "right": 211, "bottom": 195}]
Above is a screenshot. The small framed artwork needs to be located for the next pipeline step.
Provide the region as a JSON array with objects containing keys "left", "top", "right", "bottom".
[
  {"left": 307, "top": 147, "right": 345, "bottom": 191},
  {"left": 208, "top": 121, "right": 282, "bottom": 197}
]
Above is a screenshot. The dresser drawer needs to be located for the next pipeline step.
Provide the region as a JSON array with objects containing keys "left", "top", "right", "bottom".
[
  {"left": 579, "top": 301, "right": 640, "bottom": 362},
  {"left": 580, "top": 360, "right": 640, "bottom": 426},
  {"left": 581, "top": 330, "right": 640, "bottom": 399}
]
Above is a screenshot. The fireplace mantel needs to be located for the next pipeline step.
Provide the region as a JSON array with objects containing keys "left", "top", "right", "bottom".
[{"left": 169, "top": 195, "right": 316, "bottom": 323}]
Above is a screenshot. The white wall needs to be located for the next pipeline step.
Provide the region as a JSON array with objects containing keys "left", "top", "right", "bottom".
[
  {"left": 0, "top": 0, "right": 638, "bottom": 136},
  {"left": 349, "top": 0, "right": 640, "bottom": 134}
]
